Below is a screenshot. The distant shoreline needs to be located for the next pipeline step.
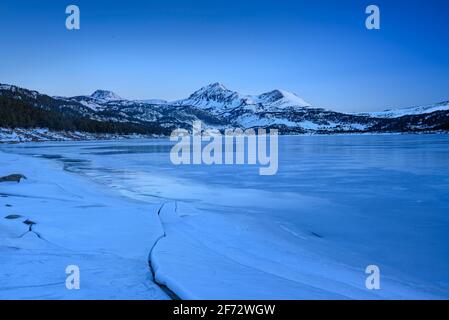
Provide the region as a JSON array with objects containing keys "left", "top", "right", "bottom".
[{"left": 1, "top": 127, "right": 448, "bottom": 144}]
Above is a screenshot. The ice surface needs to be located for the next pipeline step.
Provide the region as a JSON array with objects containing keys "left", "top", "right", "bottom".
[
  {"left": 0, "top": 151, "right": 168, "bottom": 299},
  {"left": 1, "top": 135, "right": 448, "bottom": 299}
]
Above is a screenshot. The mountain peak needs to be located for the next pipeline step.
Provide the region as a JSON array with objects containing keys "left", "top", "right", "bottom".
[
  {"left": 91, "top": 90, "right": 122, "bottom": 101},
  {"left": 177, "top": 83, "right": 312, "bottom": 111},
  {"left": 189, "top": 82, "right": 236, "bottom": 100},
  {"left": 205, "top": 82, "right": 228, "bottom": 90},
  {"left": 194, "top": 82, "right": 230, "bottom": 95},
  {"left": 175, "top": 82, "right": 240, "bottom": 110},
  {"left": 258, "top": 89, "right": 311, "bottom": 107}
]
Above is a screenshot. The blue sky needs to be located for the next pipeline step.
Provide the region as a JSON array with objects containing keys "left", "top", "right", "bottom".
[{"left": 0, "top": 0, "right": 448, "bottom": 112}]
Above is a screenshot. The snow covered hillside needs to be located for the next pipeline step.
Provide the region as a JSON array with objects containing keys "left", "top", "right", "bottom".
[
  {"left": 1, "top": 82, "right": 449, "bottom": 142},
  {"left": 359, "top": 101, "right": 449, "bottom": 118},
  {"left": 90, "top": 90, "right": 123, "bottom": 102}
]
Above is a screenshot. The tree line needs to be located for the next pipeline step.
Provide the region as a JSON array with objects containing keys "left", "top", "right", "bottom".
[{"left": 0, "top": 95, "right": 168, "bottom": 135}]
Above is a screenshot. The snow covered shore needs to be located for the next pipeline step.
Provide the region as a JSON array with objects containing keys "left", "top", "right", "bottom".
[
  {"left": 0, "top": 151, "right": 168, "bottom": 299},
  {"left": 0, "top": 127, "right": 161, "bottom": 143}
]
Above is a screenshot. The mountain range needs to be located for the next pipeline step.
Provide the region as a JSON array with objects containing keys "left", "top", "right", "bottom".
[{"left": 1, "top": 82, "right": 448, "bottom": 141}]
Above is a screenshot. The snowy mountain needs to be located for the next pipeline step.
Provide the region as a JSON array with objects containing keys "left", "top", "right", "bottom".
[
  {"left": 90, "top": 90, "right": 123, "bottom": 102},
  {"left": 174, "top": 82, "right": 244, "bottom": 112},
  {"left": 1, "top": 82, "right": 449, "bottom": 141},
  {"left": 174, "top": 83, "right": 311, "bottom": 114},
  {"left": 138, "top": 99, "right": 168, "bottom": 105},
  {"left": 256, "top": 89, "right": 311, "bottom": 109},
  {"left": 359, "top": 101, "right": 449, "bottom": 118}
]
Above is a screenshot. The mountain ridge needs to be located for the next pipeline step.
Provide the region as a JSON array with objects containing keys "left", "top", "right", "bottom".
[
  {"left": 1, "top": 82, "right": 449, "bottom": 142},
  {"left": 90, "top": 90, "right": 123, "bottom": 102}
]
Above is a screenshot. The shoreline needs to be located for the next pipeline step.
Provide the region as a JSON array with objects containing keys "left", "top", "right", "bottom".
[
  {"left": 0, "top": 150, "right": 169, "bottom": 299},
  {"left": 1, "top": 127, "right": 449, "bottom": 144}
]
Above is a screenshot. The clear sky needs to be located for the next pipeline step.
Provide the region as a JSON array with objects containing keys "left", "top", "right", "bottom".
[{"left": 0, "top": 0, "right": 448, "bottom": 112}]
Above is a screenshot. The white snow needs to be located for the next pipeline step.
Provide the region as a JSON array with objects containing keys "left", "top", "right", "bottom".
[
  {"left": 138, "top": 99, "right": 168, "bottom": 105},
  {"left": 0, "top": 150, "right": 169, "bottom": 299},
  {"left": 360, "top": 101, "right": 449, "bottom": 118},
  {"left": 174, "top": 83, "right": 312, "bottom": 114},
  {"left": 174, "top": 83, "right": 243, "bottom": 111},
  {"left": 236, "top": 114, "right": 299, "bottom": 128},
  {"left": 90, "top": 90, "right": 123, "bottom": 102},
  {"left": 0, "top": 84, "right": 39, "bottom": 99},
  {"left": 0, "top": 127, "right": 159, "bottom": 143},
  {"left": 255, "top": 89, "right": 311, "bottom": 109},
  {"left": 78, "top": 100, "right": 104, "bottom": 111}
]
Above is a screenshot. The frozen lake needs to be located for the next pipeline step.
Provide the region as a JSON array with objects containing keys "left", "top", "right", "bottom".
[{"left": 3, "top": 134, "right": 449, "bottom": 299}]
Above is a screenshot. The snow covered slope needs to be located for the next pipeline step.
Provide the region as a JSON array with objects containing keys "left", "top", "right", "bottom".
[
  {"left": 360, "top": 101, "right": 449, "bottom": 118},
  {"left": 174, "top": 82, "right": 311, "bottom": 114},
  {"left": 174, "top": 82, "right": 244, "bottom": 111},
  {"left": 90, "top": 90, "right": 123, "bottom": 102},
  {"left": 255, "top": 89, "right": 311, "bottom": 109}
]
